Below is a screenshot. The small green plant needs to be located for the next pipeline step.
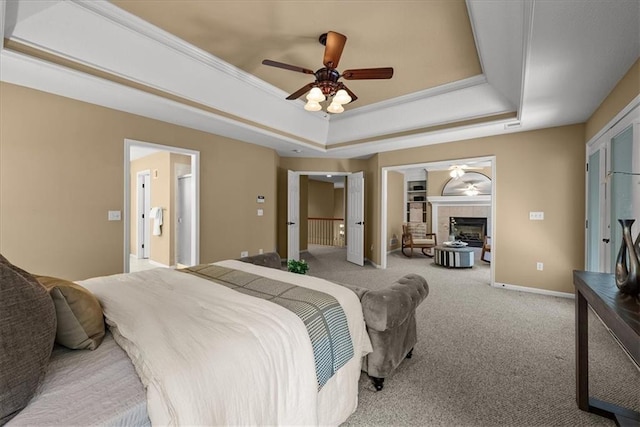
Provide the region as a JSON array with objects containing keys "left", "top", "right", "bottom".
[{"left": 287, "top": 259, "right": 309, "bottom": 275}]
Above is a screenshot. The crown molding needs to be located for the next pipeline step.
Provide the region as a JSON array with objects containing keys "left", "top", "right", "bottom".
[
  {"left": 71, "top": 0, "right": 290, "bottom": 102},
  {"left": 330, "top": 75, "right": 488, "bottom": 121}
]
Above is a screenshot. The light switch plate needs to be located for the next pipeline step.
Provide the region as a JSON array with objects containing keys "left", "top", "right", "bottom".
[
  {"left": 529, "top": 211, "right": 544, "bottom": 220},
  {"left": 108, "top": 210, "right": 121, "bottom": 221},
  {"left": 257, "top": 209, "right": 264, "bottom": 216}
]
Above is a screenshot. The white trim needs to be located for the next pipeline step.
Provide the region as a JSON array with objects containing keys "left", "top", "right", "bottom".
[
  {"left": 71, "top": 0, "right": 289, "bottom": 100},
  {"left": 124, "top": 139, "right": 200, "bottom": 273},
  {"left": 0, "top": 0, "right": 6, "bottom": 54},
  {"left": 366, "top": 258, "right": 381, "bottom": 269},
  {"left": 517, "top": 0, "right": 535, "bottom": 121},
  {"left": 586, "top": 95, "right": 640, "bottom": 148},
  {"left": 147, "top": 259, "right": 171, "bottom": 268},
  {"left": 427, "top": 195, "right": 491, "bottom": 205},
  {"left": 330, "top": 75, "right": 488, "bottom": 121},
  {"left": 583, "top": 97, "right": 640, "bottom": 273},
  {"left": 493, "top": 282, "right": 575, "bottom": 299}
]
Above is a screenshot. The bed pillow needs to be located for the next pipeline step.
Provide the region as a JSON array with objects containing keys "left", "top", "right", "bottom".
[
  {"left": 0, "top": 258, "right": 56, "bottom": 424},
  {"left": 35, "top": 276, "right": 105, "bottom": 351}
]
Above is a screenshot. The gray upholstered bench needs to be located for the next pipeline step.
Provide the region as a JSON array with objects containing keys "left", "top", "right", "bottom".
[{"left": 239, "top": 252, "right": 429, "bottom": 391}]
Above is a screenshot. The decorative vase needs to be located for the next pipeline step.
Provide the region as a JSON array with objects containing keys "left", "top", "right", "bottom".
[{"left": 615, "top": 219, "right": 640, "bottom": 296}]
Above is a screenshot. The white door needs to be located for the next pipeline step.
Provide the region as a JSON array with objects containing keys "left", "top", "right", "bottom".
[
  {"left": 136, "top": 171, "right": 151, "bottom": 259},
  {"left": 287, "top": 170, "right": 300, "bottom": 261},
  {"left": 176, "top": 175, "right": 192, "bottom": 266},
  {"left": 586, "top": 107, "right": 639, "bottom": 273},
  {"left": 347, "top": 171, "right": 365, "bottom": 266}
]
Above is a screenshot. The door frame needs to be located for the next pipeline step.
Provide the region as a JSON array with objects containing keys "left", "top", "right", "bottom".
[
  {"left": 289, "top": 170, "right": 352, "bottom": 259},
  {"left": 135, "top": 169, "right": 151, "bottom": 259},
  {"left": 585, "top": 97, "right": 640, "bottom": 272},
  {"left": 380, "top": 155, "right": 496, "bottom": 288},
  {"left": 176, "top": 173, "right": 193, "bottom": 266},
  {"left": 123, "top": 139, "right": 200, "bottom": 273}
]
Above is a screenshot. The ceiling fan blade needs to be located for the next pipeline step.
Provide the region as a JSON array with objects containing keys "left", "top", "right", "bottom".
[
  {"left": 338, "top": 84, "right": 358, "bottom": 103},
  {"left": 342, "top": 67, "right": 394, "bottom": 80},
  {"left": 323, "top": 31, "right": 347, "bottom": 69},
  {"left": 286, "top": 83, "right": 316, "bottom": 100},
  {"left": 262, "top": 59, "right": 314, "bottom": 75}
]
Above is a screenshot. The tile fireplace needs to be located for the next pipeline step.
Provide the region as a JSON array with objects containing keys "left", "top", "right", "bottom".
[{"left": 449, "top": 217, "right": 487, "bottom": 247}]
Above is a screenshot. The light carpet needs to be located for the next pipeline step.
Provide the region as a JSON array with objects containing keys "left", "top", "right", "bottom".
[{"left": 301, "top": 245, "right": 640, "bottom": 426}]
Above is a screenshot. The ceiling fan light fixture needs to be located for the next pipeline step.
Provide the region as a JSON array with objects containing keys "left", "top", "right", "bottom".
[
  {"left": 450, "top": 168, "right": 465, "bottom": 179},
  {"left": 327, "top": 102, "right": 344, "bottom": 114},
  {"left": 333, "top": 89, "right": 352, "bottom": 105},
  {"left": 306, "top": 87, "right": 325, "bottom": 103},
  {"left": 304, "top": 100, "right": 322, "bottom": 111}
]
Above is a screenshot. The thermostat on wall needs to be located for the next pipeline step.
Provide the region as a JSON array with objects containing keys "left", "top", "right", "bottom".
[{"left": 257, "top": 196, "right": 265, "bottom": 203}]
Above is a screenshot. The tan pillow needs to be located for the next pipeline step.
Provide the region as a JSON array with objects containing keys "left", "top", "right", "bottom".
[{"left": 35, "top": 276, "right": 105, "bottom": 350}]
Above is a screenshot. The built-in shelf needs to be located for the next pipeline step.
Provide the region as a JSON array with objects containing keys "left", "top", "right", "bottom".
[{"left": 406, "top": 172, "right": 427, "bottom": 223}]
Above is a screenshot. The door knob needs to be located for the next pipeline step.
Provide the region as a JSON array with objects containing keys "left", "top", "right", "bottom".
[
  {"left": 356, "top": 221, "right": 364, "bottom": 225},
  {"left": 287, "top": 222, "right": 296, "bottom": 225},
  {"left": 602, "top": 238, "right": 610, "bottom": 243}
]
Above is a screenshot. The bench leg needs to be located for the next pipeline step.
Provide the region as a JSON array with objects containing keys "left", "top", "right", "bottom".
[{"left": 370, "top": 376, "right": 385, "bottom": 391}]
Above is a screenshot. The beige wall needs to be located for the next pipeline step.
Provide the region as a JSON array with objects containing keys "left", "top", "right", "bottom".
[
  {"left": 387, "top": 171, "right": 405, "bottom": 251},
  {"left": 586, "top": 58, "right": 640, "bottom": 141},
  {"left": 376, "top": 125, "right": 586, "bottom": 293},
  {"left": 0, "top": 82, "right": 278, "bottom": 280},
  {"left": 308, "top": 180, "right": 335, "bottom": 218},
  {"left": 333, "top": 187, "right": 344, "bottom": 219}
]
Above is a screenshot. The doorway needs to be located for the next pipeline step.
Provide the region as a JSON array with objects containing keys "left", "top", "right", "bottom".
[
  {"left": 586, "top": 104, "right": 639, "bottom": 273},
  {"left": 381, "top": 156, "right": 496, "bottom": 286},
  {"left": 124, "top": 139, "right": 200, "bottom": 273},
  {"left": 288, "top": 171, "right": 365, "bottom": 266}
]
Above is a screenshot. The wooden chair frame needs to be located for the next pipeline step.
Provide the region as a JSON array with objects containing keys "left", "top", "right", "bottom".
[{"left": 401, "top": 225, "right": 437, "bottom": 258}]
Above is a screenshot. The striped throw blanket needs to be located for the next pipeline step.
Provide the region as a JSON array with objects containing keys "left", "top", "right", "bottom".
[{"left": 181, "top": 264, "right": 354, "bottom": 389}]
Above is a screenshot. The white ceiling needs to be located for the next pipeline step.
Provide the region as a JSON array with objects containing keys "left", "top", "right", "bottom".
[{"left": 1, "top": 1, "right": 638, "bottom": 159}]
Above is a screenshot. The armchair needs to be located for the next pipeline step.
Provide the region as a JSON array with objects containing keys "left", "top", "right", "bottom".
[{"left": 402, "top": 223, "right": 437, "bottom": 258}]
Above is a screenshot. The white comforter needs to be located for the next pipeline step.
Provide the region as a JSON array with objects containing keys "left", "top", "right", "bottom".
[{"left": 81, "top": 260, "right": 371, "bottom": 426}]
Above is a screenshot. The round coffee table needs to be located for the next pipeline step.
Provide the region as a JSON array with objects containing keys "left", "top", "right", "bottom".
[{"left": 433, "top": 245, "right": 474, "bottom": 268}]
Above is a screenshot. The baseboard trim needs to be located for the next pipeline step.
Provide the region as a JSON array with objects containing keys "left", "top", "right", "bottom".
[
  {"left": 493, "top": 282, "right": 574, "bottom": 299},
  {"left": 148, "top": 259, "right": 171, "bottom": 268},
  {"left": 365, "top": 258, "right": 381, "bottom": 269}
]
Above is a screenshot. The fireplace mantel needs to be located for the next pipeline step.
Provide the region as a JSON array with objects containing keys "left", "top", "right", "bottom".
[{"left": 428, "top": 196, "right": 491, "bottom": 206}]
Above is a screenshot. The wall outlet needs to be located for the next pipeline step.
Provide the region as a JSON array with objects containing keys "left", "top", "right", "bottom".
[
  {"left": 258, "top": 249, "right": 263, "bottom": 254},
  {"left": 537, "top": 262, "right": 544, "bottom": 271},
  {"left": 240, "top": 251, "right": 249, "bottom": 258}
]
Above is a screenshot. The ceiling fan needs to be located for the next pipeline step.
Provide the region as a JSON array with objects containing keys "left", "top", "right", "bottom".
[
  {"left": 262, "top": 31, "right": 394, "bottom": 113},
  {"left": 448, "top": 164, "right": 483, "bottom": 179}
]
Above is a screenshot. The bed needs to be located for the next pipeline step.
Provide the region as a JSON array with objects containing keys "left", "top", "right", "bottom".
[{"left": 4, "top": 259, "right": 371, "bottom": 426}]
